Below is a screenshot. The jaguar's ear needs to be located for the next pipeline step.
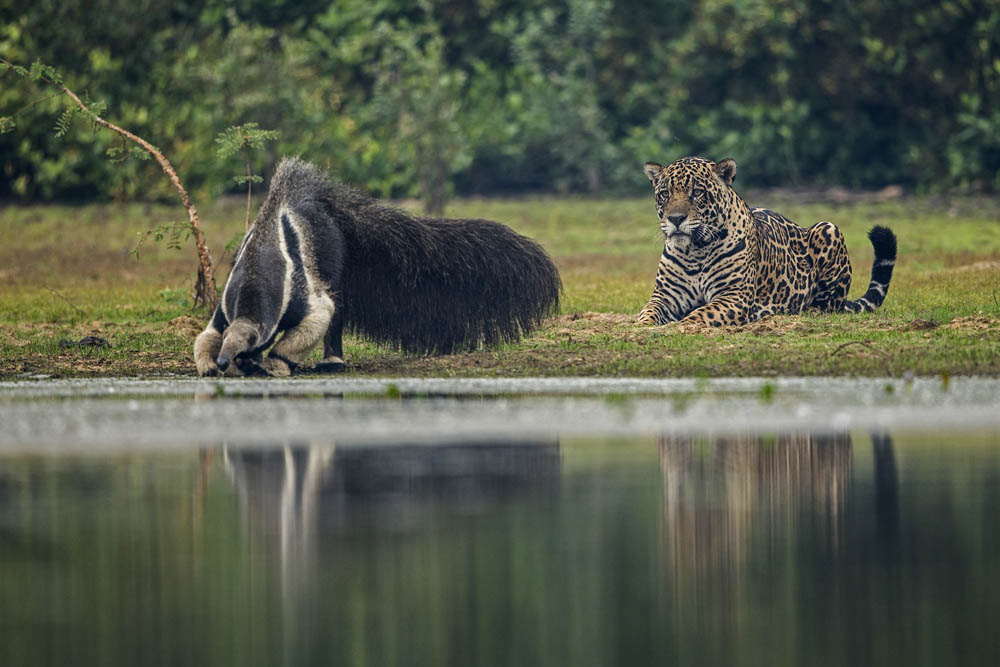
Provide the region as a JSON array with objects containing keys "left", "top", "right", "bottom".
[
  {"left": 714, "top": 158, "right": 737, "bottom": 186},
  {"left": 643, "top": 162, "right": 664, "bottom": 185}
]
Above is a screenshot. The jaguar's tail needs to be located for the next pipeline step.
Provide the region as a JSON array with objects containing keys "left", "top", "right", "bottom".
[{"left": 844, "top": 225, "right": 897, "bottom": 313}]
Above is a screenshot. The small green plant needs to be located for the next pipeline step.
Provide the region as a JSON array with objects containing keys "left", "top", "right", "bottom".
[
  {"left": 131, "top": 221, "right": 192, "bottom": 260},
  {"left": 215, "top": 123, "right": 279, "bottom": 231},
  {"left": 759, "top": 381, "right": 775, "bottom": 403}
]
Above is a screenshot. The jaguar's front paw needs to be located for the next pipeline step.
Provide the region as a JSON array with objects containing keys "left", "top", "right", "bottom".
[
  {"left": 679, "top": 310, "right": 726, "bottom": 329},
  {"left": 637, "top": 310, "right": 661, "bottom": 325}
]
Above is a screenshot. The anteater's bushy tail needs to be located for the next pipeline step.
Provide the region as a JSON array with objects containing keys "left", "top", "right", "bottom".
[
  {"left": 844, "top": 225, "right": 896, "bottom": 313},
  {"left": 278, "top": 159, "right": 562, "bottom": 354},
  {"left": 340, "top": 204, "right": 562, "bottom": 353}
]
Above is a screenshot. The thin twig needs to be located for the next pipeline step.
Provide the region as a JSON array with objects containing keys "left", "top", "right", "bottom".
[
  {"left": 46, "top": 287, "right": 84, "bottom": 316},
  {"left": 5, "top": 91, "right": 63, "bottom": 121},
  {"left": 242, "top": 132, "right": 253, "bottom": 232},
  {"left": 829, "top": 340, "right": 887, "bottom": 358}
]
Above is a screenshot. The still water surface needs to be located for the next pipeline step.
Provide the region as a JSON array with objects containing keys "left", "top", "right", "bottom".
[
  {"left": 2, "top": 433, "right": 999, "bottom": 666},
  {"left": 1, "top": 379, "right": 999, "bottom": 666}
]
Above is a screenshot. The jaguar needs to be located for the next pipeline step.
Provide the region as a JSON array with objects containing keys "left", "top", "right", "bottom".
[{"left": 637, "top": 156, "right": 896, "bottom": 326}]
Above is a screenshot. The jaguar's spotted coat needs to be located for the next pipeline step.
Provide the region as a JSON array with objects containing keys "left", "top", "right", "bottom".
[{"left": 638, "top": 157, "right": 897, "bottom": 326}]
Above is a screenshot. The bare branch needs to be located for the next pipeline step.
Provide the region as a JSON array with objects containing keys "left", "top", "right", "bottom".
[{"left": 243, "top": 134, "right": 252, "bottom": 232}]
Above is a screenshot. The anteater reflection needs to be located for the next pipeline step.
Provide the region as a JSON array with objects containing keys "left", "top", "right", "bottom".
[
  {"left": 224, "top": 441, "right": 562, "bottom": 531},
  {"left": 222, "top": 440, "right": 560, "bottom": 660},
  {"left": 223, "top": 442, "right": 560, "bottom": 572}
]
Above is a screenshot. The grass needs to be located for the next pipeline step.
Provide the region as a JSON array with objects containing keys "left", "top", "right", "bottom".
[{"left": 1, "top": 192, "right": 999, "bottom": 378}]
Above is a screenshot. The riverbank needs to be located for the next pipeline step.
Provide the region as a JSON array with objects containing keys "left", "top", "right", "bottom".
[{"left": 2, "top": 194, "right": 998, "bottom": 378}]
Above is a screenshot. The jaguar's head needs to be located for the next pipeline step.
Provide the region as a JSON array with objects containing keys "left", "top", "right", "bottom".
[{"left": 642, "top": 156, "right": 738, "bottom": 253}]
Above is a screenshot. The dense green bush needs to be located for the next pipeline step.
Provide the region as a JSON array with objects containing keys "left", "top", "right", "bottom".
[{"left": 1, "top": 0, "right": 997, "bottom": 203}]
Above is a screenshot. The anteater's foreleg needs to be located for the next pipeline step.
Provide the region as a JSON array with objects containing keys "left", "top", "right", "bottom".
[
  {"left": 259, "top": 294, "right": 336, "bottom": 377},
  {"left": 194, "top": 307, "right": 228, "bottom": 376}
]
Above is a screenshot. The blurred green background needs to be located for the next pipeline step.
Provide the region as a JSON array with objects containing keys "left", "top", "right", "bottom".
[{"left": 2, "top": 0, "right": 999, "bottom": 207}]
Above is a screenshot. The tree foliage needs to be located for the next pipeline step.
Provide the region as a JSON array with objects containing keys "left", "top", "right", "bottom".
[
  {"left": 367, "top": 1, "right": 492, "bottom": 215},
  {"left": 2, "top": 0, "right": 998, "bottom": 206}
]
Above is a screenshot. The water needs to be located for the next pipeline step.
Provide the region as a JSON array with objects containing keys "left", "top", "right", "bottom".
[
  {"left": 3, "top": 376, "right": 1000, "bottom": 449},
  {"left": 2, "top": 378, "right": 999, "bottom": 666}
]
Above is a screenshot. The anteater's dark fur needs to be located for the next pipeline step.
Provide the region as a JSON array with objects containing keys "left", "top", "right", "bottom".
[{"left": 258, "top": 158, "right": 559, "bottom": 356}]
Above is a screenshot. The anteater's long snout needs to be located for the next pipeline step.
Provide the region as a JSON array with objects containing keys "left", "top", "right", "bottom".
[
  {"left": 216, "top": 352, "right": 233, "bottom": 372},
  {"left": 216, "top": 319, "right": 258, "bottom": 373}
]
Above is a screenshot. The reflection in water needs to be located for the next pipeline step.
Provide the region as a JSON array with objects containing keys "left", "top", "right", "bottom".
[
  {"left": 223, "top": 440, "right": 563, "bottom": 540},
  {"left": 658, "top": 432, "right": 855, "bottom": 636},
  {"left": 872, "top": 433, "right": 900, "bottom": 540},
  {"left": 4, "top": 432, "right": 1000, "bottom": 667},
  {"left": 223, "top": 445, "right": 333, "bottom": 635},
  {"left": 222, "top": 441, "right": 562, "bottom": 665},
  {"left": 222, "top": 443, "right": 563, "bottom": 566},
  {"left": 660, "top": 431, "right": 853, "bottom": 564}
]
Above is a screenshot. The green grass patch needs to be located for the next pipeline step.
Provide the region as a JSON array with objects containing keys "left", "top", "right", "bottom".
[{"left": 2, "top": 194, "right": 999, "bottom": 378}]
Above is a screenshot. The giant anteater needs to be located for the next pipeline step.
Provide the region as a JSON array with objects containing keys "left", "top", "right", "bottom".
[{"left": 194, "top": 158, "right": 561, "bottom": 376}]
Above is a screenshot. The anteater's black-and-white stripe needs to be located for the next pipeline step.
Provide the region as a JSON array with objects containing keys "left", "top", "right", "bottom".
[
  {"left": 194, "top": 158, "right": 561, "bottom": 376},
  {"left": 843, "top": 225, "right": 897, "bottom": 313}
]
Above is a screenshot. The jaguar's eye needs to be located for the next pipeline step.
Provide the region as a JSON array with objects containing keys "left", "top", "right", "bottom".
[{"left": 691, "top": 188, "right": 705, "bottom": 200}]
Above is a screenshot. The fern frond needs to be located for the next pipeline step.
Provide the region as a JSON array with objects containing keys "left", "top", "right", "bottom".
[{"left": 54, "top": 107, "right": 79, "bottom": 137}]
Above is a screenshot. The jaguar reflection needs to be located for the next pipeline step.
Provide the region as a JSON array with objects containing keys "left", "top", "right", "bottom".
[
  {"left": 659, "top": 432, "right": 854, "bottom": 566},
  {"left": 657, "top": 431, "right": 899, "bottom": 636}
]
